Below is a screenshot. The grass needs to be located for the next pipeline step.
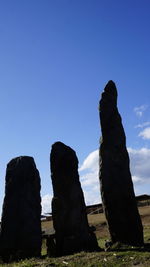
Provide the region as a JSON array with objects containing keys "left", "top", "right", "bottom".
[
  {"left": 0, "top": 206, "right": 150, "bottom": 267},
  {"left": 1, "top": 249, "right": 150, "bottom": 267}
]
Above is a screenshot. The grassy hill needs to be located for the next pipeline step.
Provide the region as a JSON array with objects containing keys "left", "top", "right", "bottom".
[{"left": 0, "top": 205, "right": 150, "bottom": 267}]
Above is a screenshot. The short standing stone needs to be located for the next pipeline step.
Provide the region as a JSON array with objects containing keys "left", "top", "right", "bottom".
[
  {"left": 99, "top": 81, "right": 144, "bottom": 246},
  {"left": 0, "top": 156, "right": 42, "bottom": 261},
  {"left": 50, "top": 142, "right": 100, "bottom": 256}
]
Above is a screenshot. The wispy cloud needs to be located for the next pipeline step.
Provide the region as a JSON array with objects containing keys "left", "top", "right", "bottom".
[
  {"left": 138, "top": 127, "right": 150, "bottom": 139},
  {"left": 134, "top": 105, "right": 148, "bottom": 117},
  {"left": 41, "top": 194, "right": 52, "bottom": 214},
  {"left": 135, "top": 121, "right": 150, "bottom": 128}
]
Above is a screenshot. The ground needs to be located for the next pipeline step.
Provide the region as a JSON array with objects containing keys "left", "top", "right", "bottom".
[{"left": 0, "top": 205, "right": 150, "bottom": 267}]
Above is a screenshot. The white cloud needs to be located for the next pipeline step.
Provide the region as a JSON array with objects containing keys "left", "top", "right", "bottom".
[
  {"left": 128, "top": 147, "right": 150, "bottom": 182},
  {"left": 79, "top": 150, "right": 99, "bottom": 188},
  {"left": 83, "top": 189, "right": 101, "bottom": 206},
  {"left": 79, "top": 150, "right": 100, "bottom": 205},
  {"left": 41, "top": 194, "right": 52, "bottom": 214},
  {"left": 135, "top": 122, "right": 150, "bottom": 128},
  {"left": 79, "top": 150, "right": 99, "bottom": 172},
  {"left": 138, "top": 127, "right": 150, "bottom": 139},
  {"left": 41, "top": 148, "right": 150, "bottom": 210},
  {"left": 134, "top": 105, "right": 148, "bottom": 117},
  {"left": 132, "top": 176, "right": 143, "bottom": 182},
  {"left": 81, "top": 171, "right": 98, "bottom": 186},
  {"left": 79, "top": 147, "right": 150, "bottom": 205}
]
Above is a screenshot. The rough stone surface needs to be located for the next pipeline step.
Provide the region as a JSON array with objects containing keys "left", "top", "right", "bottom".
[
  {"left": 99, "top": 81, "right": 144, "bottom": 246},
  {"left": 0, "top": 156, "right": 42, "bottom": 261},
  {"left": 50, "top": 142, "right": 100, "bottom": 256}
]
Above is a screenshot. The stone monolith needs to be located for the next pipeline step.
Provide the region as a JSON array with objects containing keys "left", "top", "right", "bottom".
[
  {"left": 99, "top": 81, "right": 144, "bottom": 246},
  {"left": 50, "top": 142, "right": 100, "bottom": 256},
  {"left": 0, "top": 156, "right": 42, "bottom": 261}
]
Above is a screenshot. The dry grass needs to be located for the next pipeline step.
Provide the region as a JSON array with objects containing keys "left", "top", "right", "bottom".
[
  {"left": 42, "top": 205, "right": 150, "bottom": 241},
  {"left": 42, "top": 220, "right": 54, "bottom": 235}
]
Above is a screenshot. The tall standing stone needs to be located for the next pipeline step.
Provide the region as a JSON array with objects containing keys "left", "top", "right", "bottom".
[
  {"left": 50, "top": 142, "right": 100, "bottom": 256},
  {"left": 0, "top": 156, "right": 42, "bottom": 261},
  {"left": 99, "top": 81, "right": 144, "bottom": 246}
]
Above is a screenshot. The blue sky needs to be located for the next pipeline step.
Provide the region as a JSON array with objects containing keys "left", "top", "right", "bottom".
[{"left": 0, "top": 0, "right": 150, "bottom": 214}]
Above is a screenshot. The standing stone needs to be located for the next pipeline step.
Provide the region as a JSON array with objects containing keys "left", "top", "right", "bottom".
[
  {"left": 50, "top": 142, "right": 100, "bottom": 256},
  {"left": 0, "top": 156, "right": 42, "bottom": 261},
  {"left": 99, "top": 81, "right": 144, "bottom": 246}
]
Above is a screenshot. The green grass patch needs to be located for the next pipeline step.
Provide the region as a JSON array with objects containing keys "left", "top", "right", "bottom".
[{"left": 0, "top": 245, "right": 150, "bottom": 267}]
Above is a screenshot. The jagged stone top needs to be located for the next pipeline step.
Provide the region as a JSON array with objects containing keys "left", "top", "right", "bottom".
[
  {"left": 100, "top": 80, "right": 118, "bottom": 110},
  {"left": 104, "top": 80, "right": 117, "bottom": 95},
  {"left": 99, "top": 80, "right": 126, "bottom": 145}
]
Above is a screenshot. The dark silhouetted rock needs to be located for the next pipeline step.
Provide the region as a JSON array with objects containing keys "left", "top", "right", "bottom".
[
  {"left": 0, "top": 156, "right": 42, "bottom": 261},
  {"left": 50, "top": 142, "right": 100, "bottom": 256},
  {"left": 99, "top": 81, "right": 144, "bottom": 246}
]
